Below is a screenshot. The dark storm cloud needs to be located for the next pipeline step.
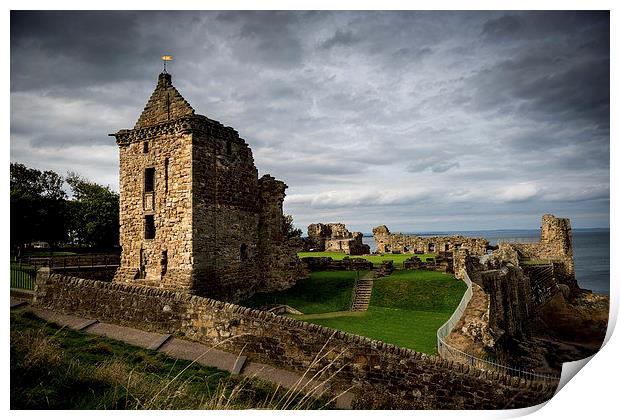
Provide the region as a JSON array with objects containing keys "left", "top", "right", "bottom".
[
  {"left": 10, "top": 11, "right": 610, "bottom": 231},
  {"left": 320, "top": 29, "right": 361, "bottom": 49},
  {"left": 217, "top": 11, "right": 306, "bottom": 68},
  {"left": 481, "top": 15, "right": 522, "bottom": 40}
]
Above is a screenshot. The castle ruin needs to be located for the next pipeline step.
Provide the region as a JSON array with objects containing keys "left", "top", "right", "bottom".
[
  {"left": 372, "top": 225, "right": 489, "bottom": 256},
  {"left": 111, "top": 71, "right": 305, "bottom": 302},
  {"left": 306, "top": 223, "right": 370, "bottom": 255}
]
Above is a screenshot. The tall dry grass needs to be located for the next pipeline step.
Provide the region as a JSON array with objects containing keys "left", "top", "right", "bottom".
[{"left": 11, "top": 312, "right": 351, "bottom": 409}]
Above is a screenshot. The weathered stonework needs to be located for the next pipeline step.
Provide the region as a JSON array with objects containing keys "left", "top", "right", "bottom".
[
  {"left": 503, "top": 214, "right": 578, "bottom": 292},
  {"left": 450, "top": 216, "right": 608, "bottom": 373},
  {"left": 306, "top": 223, "right": 370, "bottom": 255},
  {"left": 372, "top": 225, "right": 489, "bottom": 255},
  {"left": 111, "top": 72, "right": 305, "bottom": 302},
  {"left": 34, "top": 271, "right": 558, "bottom": 409}
]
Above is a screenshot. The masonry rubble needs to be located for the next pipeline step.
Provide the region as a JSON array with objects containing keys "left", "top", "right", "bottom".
[{"left": 306, "top": 223, "right": 370, "bottom": 255}]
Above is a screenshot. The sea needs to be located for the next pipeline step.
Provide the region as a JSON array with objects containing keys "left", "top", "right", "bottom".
[{"left": 362, "top": 229, "right": 610, "bottom": 295}]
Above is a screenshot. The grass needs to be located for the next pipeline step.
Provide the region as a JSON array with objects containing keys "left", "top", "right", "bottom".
[
  {"left": 297, "top": 252, "right": 437, "bottom": 267},
  {"left": 291, "top": 270, "right": 467, "bottom": 355},
  {"left": 371, "top": 270, "right": 467, "bottom": 312},
  {"left": 10, "top": 311, "right": 333, "bottom": 410},
  {"left": 294, "top": 308, "right": 452, "bottom": 354},
  {"left": 519, "top": 258, "right": 553, "bottom": 266},
  {"left": 240, "top": 270, "right": 368, "bottom": 314}
]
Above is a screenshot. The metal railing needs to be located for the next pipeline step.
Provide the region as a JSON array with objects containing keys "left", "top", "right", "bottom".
[
  {"left": 10, "top": 261, "right": 37, "bottom": 290},
  {"left": 436, "top": 271, "right": 560, "bottom": 384},
  {"left": 21, "top": 253, "right": 120, "bottom": 269}
]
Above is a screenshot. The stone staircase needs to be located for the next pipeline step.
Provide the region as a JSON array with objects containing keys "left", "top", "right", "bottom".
[{"left": 350, "top": 273, "right": 375, "bottom": 312}]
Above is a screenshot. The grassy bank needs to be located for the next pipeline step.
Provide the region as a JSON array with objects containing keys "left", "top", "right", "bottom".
[
  {"left": 243, "top": 268, "right": 466, "bottom": 355},
  {"left": 240, "top": 270, "right": 367, "bottom": 314},
  {"left": 295, "top": 270, "right": 465, "bottom": 354},
  {"left": 297, "top": 252, "right": 437, "bottom": 267},
  {"left": 295, "top": 307, "right": 451, "bottom": 353},
  {"left": 10, "top": 311, "right": 330, "bottom": 409}
]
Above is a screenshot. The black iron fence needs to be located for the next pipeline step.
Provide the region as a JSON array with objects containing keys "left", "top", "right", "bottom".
[{"left": 10, "top": 261, "right": 37, "bottom": 290}]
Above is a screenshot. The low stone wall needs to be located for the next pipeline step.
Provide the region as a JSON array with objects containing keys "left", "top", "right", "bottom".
[
  {"left": 300, "top": 257, "right": 373, "bottom": 272},
  {"left": 33, "top": 270, "right": 558, "bottom": 409}
]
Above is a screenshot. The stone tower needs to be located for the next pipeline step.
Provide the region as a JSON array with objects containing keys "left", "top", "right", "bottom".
[
  {"left": 111, "top": 71, "right": 305, "bottom": 302},
  {"left": 539, "top": 213, "right": 575, "bottom": 285}
]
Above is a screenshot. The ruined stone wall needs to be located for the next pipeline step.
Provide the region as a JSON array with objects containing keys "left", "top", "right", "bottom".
[
  {"left": 257, "top": 175, "right": 308, "bottom": 292},
  {"left": 300, "top": 256, "right": 374, "bottom": 272},
  {"left": 372, "top": 225, "right": 489, "bottom": 255},
  {"left": 307, "top": 223, "right": 369, "bottom": 255},
  {"left": 34, "top": 271, "right": 557, "bottom": 409},
  {"left": 478, "top": 267, "right": 533, "bottom": 345},
  {"left": 114, "top": 128, "right": 194, "bottom": 289},
  {"left": 506, "top": 214, "right": 577, "bottom": 291},
  {"left": 190, "top": 123, "right": 261, "bottom": 302}
]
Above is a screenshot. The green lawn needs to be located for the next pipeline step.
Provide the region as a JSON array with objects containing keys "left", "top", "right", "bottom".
[
  {"left": 10, "top": 311, "right": 329, "bottom": 409},
  {"left": 371, "top": 270, "right": 466, "bottom": 312},
  {"left": 240, "top": 270, "right": 367, "bottom": 314},
  {"left": 297, "top": 251, "right": 437, "bottom": 267},
  {"left": 293, "top": 269, "right": 466, "bottom": 354},
  {"left": 244, "top": 268, "right": 466, "bottom": 355},
  {"left": 294, "top": 307, "right": 451, "bottom": 354}
]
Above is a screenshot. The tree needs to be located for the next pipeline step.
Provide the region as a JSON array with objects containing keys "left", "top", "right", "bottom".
[
  {"left": 282, "top": 214, "right": 303, "bottom": 239},
  {"left": 10, "top": 163, "right": 67, "bottom": 249},
  {"left": 65, "top": 172, "right": 119, "bottom": 249}
]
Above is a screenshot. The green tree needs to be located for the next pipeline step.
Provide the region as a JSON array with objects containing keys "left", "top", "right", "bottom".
[
  {"left": 65, "top": 172, "right": 119, "bottom": 249},
  {"left": 283, "top": 214, "right": 303, "bottom": 239},
  {"left": 10, "top": 163, "right": 67, "bottom": 250}
]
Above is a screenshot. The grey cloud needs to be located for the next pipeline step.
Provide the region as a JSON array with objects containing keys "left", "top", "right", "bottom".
[
  {"left": 481, "top": 15, "right": 523, "bottom": 40},
  {"left": 10, "top": 11, "right": 610, "bottom": 231},
  {"left": 320, "top": 29, "right": 360, "bottom": 49},
  {"left": 406, "top": 157, "right": 460, "bottom": 174},
  {"left": 222, "top": 11, "right": 305, "bottom": 69}
]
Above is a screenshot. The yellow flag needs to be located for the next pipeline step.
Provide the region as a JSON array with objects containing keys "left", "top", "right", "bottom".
[{"left": 161, "top": 55, "right": 173, "bottom": 61}]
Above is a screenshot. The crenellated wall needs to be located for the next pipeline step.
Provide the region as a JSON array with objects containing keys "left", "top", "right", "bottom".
[{"left": 33, "top": 270, "right": 558, "bottom": 409}]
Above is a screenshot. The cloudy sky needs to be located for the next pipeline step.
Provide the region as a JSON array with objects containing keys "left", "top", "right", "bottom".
[{"left": 10, "top": 11, "right": 610, "bottom": 232}]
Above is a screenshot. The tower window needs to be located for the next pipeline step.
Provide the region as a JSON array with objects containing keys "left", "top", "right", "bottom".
[
  {"left": 143, "top": 141, "right": 149, "bottom": 153},
  {"left": 144, "top": 215, "right": 155, "bottom": 239},
  {"left": 240, "top": 243, "right": 248, "bottom": 261},
  {"left": 226, "top": 139, "right": 232, "bottom": 155},
  {"left": 161, "top": 250, "right": 168, "bottom": 275},
  {"left": 145, "top": 167, "right": 155, "bottom": 193},
  {"left": 164, "top": 158, "right": 169, "bottom": 193}
]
